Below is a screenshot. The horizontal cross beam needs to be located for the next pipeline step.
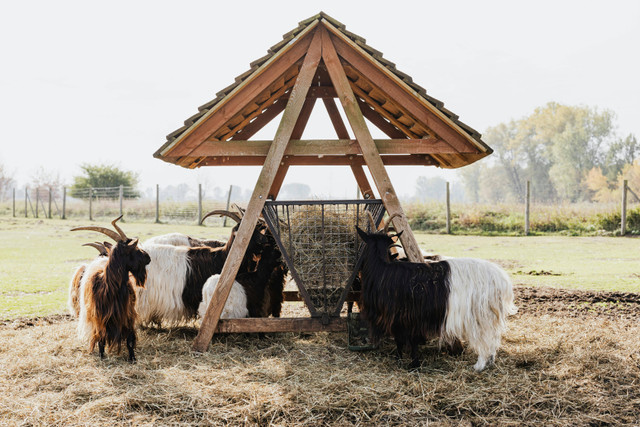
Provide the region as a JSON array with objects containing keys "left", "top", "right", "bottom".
[
  {"left": 192, "top": 138, "right": 467, "bottom": 157},
  {"left": 197, "top": 154, "right": 441, "bottom": 167}
]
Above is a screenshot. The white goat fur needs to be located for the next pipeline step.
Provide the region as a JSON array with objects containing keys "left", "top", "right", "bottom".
[
  {"left": 135, "top": 243, "right": 192, "bottom": 325},
  {"left": 198, "top": 274, "right": 249, "bottom": 319},
  {"left": 76, "top": 257, "right": 109, "bottom": 343},
  {"left": 144, "top": 233, "right": 191, "bottom": 246},
  {"left": 442, "top": 258, "right": 517, "bottom": 371}
]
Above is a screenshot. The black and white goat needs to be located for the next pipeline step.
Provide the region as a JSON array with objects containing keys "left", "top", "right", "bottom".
[
  {"left": 356, "top": 214, "right": 517, "bottom": 371},
  {"left": 71, "top": 217, "right": 150, "bottom": 362},
  {"left": 68, "top": 242, "right": 112, "bottom": 317},
  {"left": 134, "top": 210, "right": 269, "bottom": 325}
]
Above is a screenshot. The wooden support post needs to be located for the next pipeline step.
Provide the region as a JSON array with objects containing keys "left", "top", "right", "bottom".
[
  {"left": 224, "top": 185, "right": 232, "bottom": 226},
  {"left": 48, "top": 188, "right": 52, "bottom": 219},
  {"left": 155, "top": 184, "right": 160, "bottom": 223},
  {"left": 193, "top": 29, "right": 324, "bottom": 352},
  {"left": 197, "top": 183, "right": 202, "bottom": 225},
  {"left": 621, "top": 179, "right": 628, "bottom": 236},
  {"left": 446, "top": 182, "right": 451, "bottom": 234},
  {"left": 321, "top": 27, "right": 423, "bottom": 263},
  {"left": 62, "top": 187, "right": 66, "bottom": 219},
  {"left": 89, "top": 187, "right": 93, "bottom": 221},
  {"left": 525, "top": 181, "right": 530, "bottom": 236},
  {"left": 119, "top": 185, "right": 124, "bottom": 218}
]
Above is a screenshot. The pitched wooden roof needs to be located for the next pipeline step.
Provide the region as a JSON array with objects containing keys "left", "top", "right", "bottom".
[{"left": 154, "top": 12, "right": 492, "bottom": 169}]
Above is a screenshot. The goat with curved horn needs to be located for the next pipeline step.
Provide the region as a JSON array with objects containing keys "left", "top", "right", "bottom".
[
  {"left": 83, "top": 242, "right": 109, "bottom": 256},
  {"left": 111, "top": 215, "right": 128, "bottom": 241},
  {"left": 384, "top": 213, "right": 402, "bottom": 235},
  {"left": 200, "top": 210, "right": 242, "bottom": 225},
  {"left": 71, "top": 224, "right": 122, "bottom": 243}
]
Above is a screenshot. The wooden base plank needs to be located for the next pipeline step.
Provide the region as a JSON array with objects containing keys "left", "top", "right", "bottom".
[{"left": 215, "top": 317, "right": 347, "bottom": 333}]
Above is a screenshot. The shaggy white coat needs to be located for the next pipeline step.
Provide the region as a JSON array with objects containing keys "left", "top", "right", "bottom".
[
  {"left": 441, "top": 258, "right": 517, "bottom": 371},
  {"left": 67, "top": 264, "right": 86, "bottom": 317},
  {"left": 198, "top": 274, "right": 249, "bottom": 319},
  {"left": 76, "top": 256, "right": 109, "bottom": 343},
  {"left": 135, "top": 243, "right": 192, "bottom": 325},
  {"left": 144, "top": 233, "right": 191, "bottom": 246}
]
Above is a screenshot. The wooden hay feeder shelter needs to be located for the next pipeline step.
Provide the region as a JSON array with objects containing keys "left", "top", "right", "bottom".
[{"left": 153, "top": 12, "right": 493, "bottom": 352}]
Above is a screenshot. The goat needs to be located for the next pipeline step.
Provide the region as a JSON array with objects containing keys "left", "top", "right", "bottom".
[
  {"left": 68, "top": 242, "right": 112, "bottom": 317},
  {"left": 356, "top": 213, "right": 517, "bottom": 371},
  {"left": 71, "top": 217, "right": 150, "bottom": 362},
  {"left": 198, "top": 274, "right": 249, "bottom": 319},
  {"left": 134, "top": 210, "right": 268, "bottom": 325}
]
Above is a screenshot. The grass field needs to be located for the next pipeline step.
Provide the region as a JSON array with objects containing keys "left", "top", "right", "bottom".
[{"left": 0, "top": 216, "right": 638, "bottom": 319}]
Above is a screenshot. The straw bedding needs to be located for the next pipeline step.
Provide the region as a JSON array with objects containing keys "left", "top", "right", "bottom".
[{"left": 0, "top": 286, "right": 639, "bottom": 425}]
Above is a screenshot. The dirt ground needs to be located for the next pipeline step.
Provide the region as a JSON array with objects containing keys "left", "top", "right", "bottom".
[{"left": 0, "top": 286, "right": 639, "bottom": 426}]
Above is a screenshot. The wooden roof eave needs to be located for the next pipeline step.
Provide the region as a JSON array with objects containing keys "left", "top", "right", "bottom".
[
  {"left": 154, "top": 19, "right": 322, "bottom": 161},
  {"left": 320, "top": 19, "right": 492, "bottom": 158}
]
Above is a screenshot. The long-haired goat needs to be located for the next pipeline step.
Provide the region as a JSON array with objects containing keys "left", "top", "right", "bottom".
[
  {"left": 356, "top": 214, "right": 517, "bottom": 371},
  {"left": 68, "top": 242, "right": 112, "bottom": 317},
  {"left": 134, "top": 210, "right": 269, "bottom": 325},
  {"left": 144, "top": 232, "right": 226, "bottom": 248},
  {"left": 72, "top": 217, "right": 150, "bottom": 362}
]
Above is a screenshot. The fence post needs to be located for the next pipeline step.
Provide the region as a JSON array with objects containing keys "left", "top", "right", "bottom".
[
  {"left": 197, "top": 183, "right": 202, "bottom": 225},
  {"left": 89, "top": 187, "right": 93, "bottom": 221},
  {"left": 48, "top": 188, "right": 52, "bottom": 219},
  {"left": 621, "top": 179, "right": 628, "bottom": 236},
  {"left": 35, "top": 188, "right": 39, "bottom": 218},
  {"left": 119, "top": 185, "right": 124, "bottom": 218},
  {"left": 223, "top": 185, "right": 233, "bottom": 227},
  {"left": 62, "top": 187, "right": 66, "bottom": 219},
  {"left": 12, "top": 188, "right": 15, "bottom": 217},
  {"left": 155, "top": 184, "right": 160, "bottom": 223},
  {"left": 525, "top": 181, "right": 530, "bottom": 236},
  {"left": 445, "top": 181, "right": 451, "bottom": 234},
  {"left": 24, "top": 187, "right": 28, "bottom": 218}
]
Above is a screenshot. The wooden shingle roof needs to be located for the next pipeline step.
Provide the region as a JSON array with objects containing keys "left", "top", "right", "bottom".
[{"left": 154, "top": 12, "right": 492, "bottom": 169}]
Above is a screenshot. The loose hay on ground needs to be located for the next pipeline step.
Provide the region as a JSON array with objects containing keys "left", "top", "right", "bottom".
[{"left": 0, "top": 287, "right": 639, "bottom": 425}]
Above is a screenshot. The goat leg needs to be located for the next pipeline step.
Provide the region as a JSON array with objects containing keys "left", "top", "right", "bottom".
[
  {"left": 126, "top": 332, "right": 137, "bottom": 363},
  {"left": 98, "top": 340, "right": 106, "bottom": 359},
  {"left": 446, "top": 338, "right": 464, "bottom": 356},
  {"left": 408, "top": 338, "right": 422, "bottom": 370}
]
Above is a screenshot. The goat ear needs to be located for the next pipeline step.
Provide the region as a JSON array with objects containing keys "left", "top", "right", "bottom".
[
  {"left": 128, "top": 239, "right": 139, "bottom": 248},
  {"left": 355, "top": 226, "right": 368, "bottom": 240},
  {"left": 394, "top": 230, "right": 404, "bottom": 239}
]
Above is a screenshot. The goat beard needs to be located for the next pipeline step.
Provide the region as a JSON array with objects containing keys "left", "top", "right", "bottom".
[{"left": 129, "top": 267, "right": 147, "bottom": 288}]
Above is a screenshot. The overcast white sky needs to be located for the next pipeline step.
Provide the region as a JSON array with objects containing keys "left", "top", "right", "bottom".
[{"left": 1, "top": 0, "right": 638, "bottom": 199}]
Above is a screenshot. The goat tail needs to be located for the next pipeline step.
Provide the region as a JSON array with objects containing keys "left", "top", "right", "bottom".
[{"left": 440, "top": 258, "right": 517, "bottom": 362}]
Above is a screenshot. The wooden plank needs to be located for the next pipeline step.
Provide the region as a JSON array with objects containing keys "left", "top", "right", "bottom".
[
  {"left": 356, "top": 98, "right": 407, "bottom": 139},
  {"left": 192, "top": 138, "right": 459, "bottom": 157},
  {"left": 230, "top": 97, "right": 288, "bottom": 140},
  {"left": 193, "top": 29, "right": 324, "bottom": 352},
  {"left": 324, "top": 24, "right": 484, "bottom": 154},
  {"left": 198, "top": 154, "right": 438, "bottom": 167},
  {"left": 321, "top": 25, "right": 424, "bottom": 264},
  {"left": 215, "top": 317, "right": 346, "bottom": 334},
  {"left": 164, "top": 22, "right": 318, "bottom": 158},
  {"left": 308, "top": 86, "right": 337, "bottom": 98}
]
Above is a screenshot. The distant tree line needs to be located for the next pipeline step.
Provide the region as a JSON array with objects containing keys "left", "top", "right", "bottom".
[{"left": 456, "top": 102, "right": 638, "bottom": 203}]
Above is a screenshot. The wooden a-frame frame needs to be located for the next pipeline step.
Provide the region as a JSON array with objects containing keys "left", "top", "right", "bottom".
[{"left": 152, "top": 14, "right": 492, "bottom": 352}]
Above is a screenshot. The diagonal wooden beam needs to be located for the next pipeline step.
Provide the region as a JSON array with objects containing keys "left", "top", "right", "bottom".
[
  {"left": 193, "top": 29, "right": 324, "bottom": 352},
  {"left": 320, "top": 25, "right": 424, "bottom": 263},
  {"left": 230, "top": 96, "right": 287, "bottom": 141},
  {"left": 322, "top": 97, "right": 375, "bottom": 199},
  {"left": 268, "top": 97, "right": 317, "bottom": 199}
]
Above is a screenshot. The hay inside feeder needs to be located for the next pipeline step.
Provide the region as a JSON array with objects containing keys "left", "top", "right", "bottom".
[{"left": 284, "top": 205, "right": 362, "bottom": 314}]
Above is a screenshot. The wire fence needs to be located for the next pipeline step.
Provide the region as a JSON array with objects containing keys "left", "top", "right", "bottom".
[{"left": 1, "top": 181, "right": 639, "bottom": 235}]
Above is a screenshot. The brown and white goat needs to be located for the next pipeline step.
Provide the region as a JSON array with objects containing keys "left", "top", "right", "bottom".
[{"left": 72, "top": 217, "right": 150, "bottom": 362}]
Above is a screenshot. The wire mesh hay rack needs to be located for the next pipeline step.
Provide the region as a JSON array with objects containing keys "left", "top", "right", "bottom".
[{"left": 262, "top": 199, "right": 385, "bottom": 319}]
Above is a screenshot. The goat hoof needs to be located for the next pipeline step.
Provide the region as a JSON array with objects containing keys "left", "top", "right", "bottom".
[{"left": 408, "top": 360, "right": 421, "bottom": 371}]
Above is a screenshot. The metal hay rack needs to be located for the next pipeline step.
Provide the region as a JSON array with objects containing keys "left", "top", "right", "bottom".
[{"left": 262, "top": 199, "right": 385, "bottom": 319}]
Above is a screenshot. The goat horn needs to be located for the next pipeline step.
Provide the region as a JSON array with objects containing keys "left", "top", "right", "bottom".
[
  {"left": 82, "top": 242, "right": 108, "bottom": 256},
  {"left": 71, "top": 226, "right": 122, "bottom": 242},
  {"left": 111, "top": 215, "right": 128, "bottom": 241},
  {"left": 201, "top": 210, "right": 242, "bottom": 225},
  {"left": 366, "top": 211, "right": 377, "bottom": 232},
  {"left": 232, "top": 204, "right": 245, "bottom": 218},
  {"left": 383, "top": 213, "right": 402, "bottom": 235}
]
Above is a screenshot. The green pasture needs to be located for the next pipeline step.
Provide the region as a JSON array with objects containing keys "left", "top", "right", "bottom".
[{"left": 0, "top": 217, "right": 638, "bottom": 320}]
